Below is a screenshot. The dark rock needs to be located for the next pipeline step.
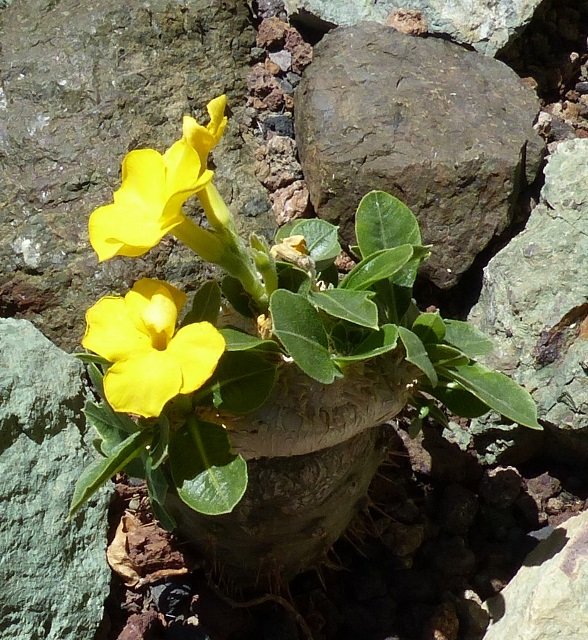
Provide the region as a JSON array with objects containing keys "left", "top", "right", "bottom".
[
  {"left": 261, "top": 113, "right": 295, "bottom": 137},
  {"left": 576, "top": 81, "right": 588, "bottom": 93},
  {"left": 423, "top": 601, "right": 459, "bottom": 640},
  {"left": 382, "top": 521, "right": 425, "bottom": 557},
  {"left": 439, "top": 484, "right": 479, "bottom": 535},
  {"left": 295, "top": 23, "right": 543, "bottom": 288},
  {"left": 256, "top": 0, "right": 287, "bottom": 20},
  {"left": 429, "top": 536, "right": 476, "bottom": 578},
  {"left": 479, "top": 466, "right": 522, "bottom": 507},
  {"left": 0, "top": 0, "right": 274, "bottom": 351}
]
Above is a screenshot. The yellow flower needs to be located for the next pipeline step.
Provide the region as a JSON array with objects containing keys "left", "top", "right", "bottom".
[
  {"left": 182, "top": 95, "right": 228, "bottom": 165},
  {"left": 82, "top": 279, "right": 225, "bottom": 418},
  {"left": 89, "top": 137, "right": 214, "bottom": 262}
]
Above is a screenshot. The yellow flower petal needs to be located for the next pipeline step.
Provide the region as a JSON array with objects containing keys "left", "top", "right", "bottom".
[
  {"left": 103, "top": 350, "right": 183, "bottom": 417},
  {"left": 166, "top": 322, "right": 226, "bottom": 394},
  {"left": 163, "top": 139, "right": 204, "bottom": 195},
  {"left": 124, "top": 279, "right": 186, "bottom": 340},
  {"left": 82, "top": 297, "right": 151, "bottom": 362},
  {"left": 88, "top": 202, "right": 181, "bottom": 261},
  {"left": 182, "top": 115, "right": 214, "bottom": 163},
  {"left": 206, "top": 95, "right": 228, "bottom": 141},
  {"left": 117, "top": 149, "right": 166, "bottom": 207}
]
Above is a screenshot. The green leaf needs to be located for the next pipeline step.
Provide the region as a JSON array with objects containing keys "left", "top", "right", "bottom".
[
  {"left": 356, "top": 191, "right": 421, "bottom": 257},
  {"left": 309, "top": 289, "right": 379, "bottom": 329},
  {"left": 145, "top": 461, "right": 176, "bottom": 531},
  {"left": 412, "top": 312, "right": 446, "bottom": 343},
  {"left": 84, "top": 400, "right": 138, "bottom": 452},
  {"left": 440, "top": 362, "right": 540, "bottom": 429},
  {"left": 221, "top": 275, "right": 254, "bottom": 318},
  {"left": 355, "top": 191, "right": 423, "bottom": 287},
  {"left": 426, "top": 343, "right": 470, "bottom": 368},
  {"left": 339, "top": 245, "right": 414, "bottom": 291},
  {"left": 276, "top": 261, "right": 312, "bottom": 295},
  {"left": 270, "top": 289, "right": 341, "bottom": 383},
  {"left": 182, "top": 280, "right": 221, "bottom": 326},
  {"left": 169, "top": 419, "right": 248, "bottom": 516},
  {"left": 334, "top": 324, "right": 399, "bottom": 363},
  {"left": 211, "top": 351, "right": 277, "bottom": 414},
  {"left": 443, "top": 320, "right": 494, "bottom": 358},
  {"left": 148, "top": 416, "right": 170, "bottom": 469},
  {"left": 87, "top": 362, "right": 106, "bottom": 400},
  {"left": 291, "top": 218, "right": 341, "bottom": 270},
  {"left": 220, "top": 328, "right": 281, "bottom": 353},
  {"left": 69, "top": 428, "right": 152, "bottom": 517},
  {"left": 398, "top": 326, "right": 438, "bottom": 386},
  {"left": 73, "top": 352, "right": 111, "bottom": 366},
  {"left": 430, "top": 384, "right": 491, "bottom": 418}
]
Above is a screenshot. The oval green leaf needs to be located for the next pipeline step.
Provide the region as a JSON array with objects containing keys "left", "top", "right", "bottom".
[
  {"left": 182, "top": 280, "right": 221, "bottom": 326},
  {"left": 270, "top": 289, "right": 341, "bottom": 384},
  {"left": 398, "top": 326, "right": 438, "bottom": 387},
  {"left": 412, "top": 312, "right": 446, "bottom": 343},
  {"left": 339, "top": 245, "right": 414, "bottom": 291},
  {"left": 69, "top": 428, "right": 152, "bottom": 517},
  {"left": 170, "top": 420, "right": 247, "bottom": 516},
  {"left": 211, "top": 351, "right": 277, "bottom": 414},
  {"left": 335, "top": 324, "right": 399, "bottom": 363},
  {"left": 310, "top": 289, "right": 379, "bottom": 329},
  {"left": 355, "top": 191, "right": 421, "bottom": 257},
  {"left": 440, "top": 362, "right": 540, "bottom": 429},
  {"left": 443, "top": 319, "right": 494, "bottom": 358},
  {"left": 220, "top": 328, "right": 281, "bottom": 353}
]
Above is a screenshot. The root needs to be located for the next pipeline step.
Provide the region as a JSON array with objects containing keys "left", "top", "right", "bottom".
[{"left": 210, "top": 584, "right": 315, "bottom": 640}]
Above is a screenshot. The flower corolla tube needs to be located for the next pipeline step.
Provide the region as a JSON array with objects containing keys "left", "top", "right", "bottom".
[{"left": 82, "top": 278, "right": 225, "bottom": 418}]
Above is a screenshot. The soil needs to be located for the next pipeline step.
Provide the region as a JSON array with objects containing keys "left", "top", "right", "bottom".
[{"left": 100, "top": 3, "right": 588, "bottom": 639}]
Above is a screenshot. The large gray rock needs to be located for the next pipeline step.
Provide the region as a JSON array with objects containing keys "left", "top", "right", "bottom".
[
  {"left": 285, "top": 0, "right": 543, "bottom": 56},
  {"left": 0, "top": 0, "right": 273, "bottom": 351},
  {"left": 0, "top": 319, "right": 111, "bottom": 640},
  {"left": 469, "top": 138, "right": 588, "bottom": 462},
  {"left": 295, "top": 23, "right": 543, "bottom": 288},
  {"left": 483, "top": 510, "right": 588, "bottom": 639}
]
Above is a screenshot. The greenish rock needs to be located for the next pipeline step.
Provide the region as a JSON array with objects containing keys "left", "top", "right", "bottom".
[
  {"left": 469, "top": 139, "right": 588, "bottom": 464},
  {"left": 0, "top": 0, "right": 273, "bottom": 351},
  {"left": 284, "top": 0, "right": 544, "bottom": 56},
  {"left": 0, "top": 319, "right": 111, "bottom": 640},
  {"left": 483, "top": 510, "right": 588, "bottom": 639}
]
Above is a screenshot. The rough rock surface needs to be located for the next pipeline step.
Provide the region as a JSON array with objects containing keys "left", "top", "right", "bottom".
[
  {"left": 284, "top": 0, "right": 544, "bottom": 56},
  {"left": 295, "top": 23, "right": 544, "bottom": 288},
  {"left": 0, "top": 318, "right": 111, "bottom": 639},
  {"left": 482, "top": 510, "right": 588, "bottom": 639},
  {"left": 469, "top": 138, "right": 588, "bottom": 462},
  {"left": 0, "top": 0, "right": 274, "bottom": 351}
]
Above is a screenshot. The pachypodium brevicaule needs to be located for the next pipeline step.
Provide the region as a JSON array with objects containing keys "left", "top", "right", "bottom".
[{"left": 71, "top": 96, "right": 540, "bottom": 574}]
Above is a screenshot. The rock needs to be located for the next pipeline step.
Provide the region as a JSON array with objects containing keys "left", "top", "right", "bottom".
[
  {"left": 0, "top": 0, "right": 274, "bottom": 352},
  {"left": 271, "top": 179, "right": 311, "bottom": 225},
  {"left": 469, "top": 138, "right": 588, "bottom": 462},
  {"left": 439, "top": 485, "right": 479, "bottom": 535},
  {"left": 254, "top": 135, "right": 303, "bottom": 190},
  {"left": 483, "top": 510, "right": 588, "bottom": 639},
  {"left": 382, "top": 521, "right": 425, "bottom": 557},
  {"left": 295, "top": 24, "right": 543, "bottom": 288},
  {"left": 479, "top": 467, "right": 522, "bottom": 508},
  {"left": 386, "top": 9, "right": 428, "bottom": 36},
  {"left": 257, "top": 16, "right": 290, "bottom": 48},
  {"left": 0, "top": 318, "right": 111, "bottom": 639},
  {"left": 423, "top": 601, "right": 459, "bottom": 640},
  {"left": 284, "top": 0, "right": 544, "bottom": 56}
]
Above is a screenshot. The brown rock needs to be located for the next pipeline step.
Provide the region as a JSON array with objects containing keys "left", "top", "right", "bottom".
[
  {"left": 271, "top": 180, "right": 312, "bottom": 225},
  {"left": 284, "top": 27, "right": 313, "bottom": 73},
  {"left": 424, "top": 601, "right": 460, "bottom": 640},
  {"left": 254, "top": 136, "right": 302, "bottom": 190},
  {"left": 295, "top": 23, "right": 544, "bottom": 288},
  {"left": 256, "top": 16, "right": 290, "bottom": 48},
  {"left": 386, "top": 9, "right": 428, "bottom": 36},
  {"left": 117, "top": 611, "right": 162, "bottom": 640},
  {"left": 247, "top": 62, "right": 282, "bottom": 97}
]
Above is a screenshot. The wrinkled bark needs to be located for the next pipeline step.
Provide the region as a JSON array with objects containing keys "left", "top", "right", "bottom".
[{"left": 167, "top": 354, "right": 418, "bottom": 585}]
